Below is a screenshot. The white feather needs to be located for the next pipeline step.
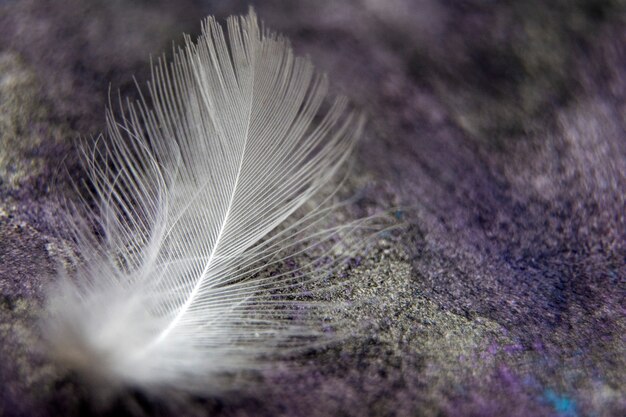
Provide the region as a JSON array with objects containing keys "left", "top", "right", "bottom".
[{"left": 45, "top": 10, "right": 365, "bottom": 391}]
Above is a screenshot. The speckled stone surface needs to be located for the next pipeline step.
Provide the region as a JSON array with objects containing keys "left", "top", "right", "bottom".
[{"left": 1, "top": 1, "right": 624, "bottom": 416}]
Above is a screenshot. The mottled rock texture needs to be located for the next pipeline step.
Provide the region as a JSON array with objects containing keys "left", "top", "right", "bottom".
[{"left": 1, "top": 1, "right": 624, "bottom": 416}]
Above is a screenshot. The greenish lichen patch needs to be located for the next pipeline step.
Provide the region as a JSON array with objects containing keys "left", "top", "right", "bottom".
[
  {"left": 291, "top": 241, "right": 532, "bottom": 414},
  {"left": 0, "top": 52, "right": 68, "bottom": 190}
]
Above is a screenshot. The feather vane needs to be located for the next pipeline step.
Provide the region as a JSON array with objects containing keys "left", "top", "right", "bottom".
[{"left": 46, "top": 10, "right": 364, "bottom": 391}]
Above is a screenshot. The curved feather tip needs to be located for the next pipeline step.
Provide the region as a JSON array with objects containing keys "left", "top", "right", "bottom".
[{"left": 44, "top": 9, "right": 365, "bottom": 391}]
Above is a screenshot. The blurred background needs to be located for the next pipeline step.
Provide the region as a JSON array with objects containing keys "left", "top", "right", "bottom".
[{"left": 0, "top": 1, "right": 624, "bottom": 416}]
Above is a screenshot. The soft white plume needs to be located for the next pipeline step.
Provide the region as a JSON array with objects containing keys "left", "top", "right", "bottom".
[{"left": 45, "top": 10, "right": 365, "bottom": 391}]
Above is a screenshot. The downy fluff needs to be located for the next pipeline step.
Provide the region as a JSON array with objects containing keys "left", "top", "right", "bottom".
[{"left": 46, "top": 10, "right": 364, "bottom": 391}]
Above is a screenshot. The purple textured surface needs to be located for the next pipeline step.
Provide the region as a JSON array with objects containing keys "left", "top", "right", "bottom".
[{"left": 0, "top": 1, "right": 624, "bottom": 416}]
